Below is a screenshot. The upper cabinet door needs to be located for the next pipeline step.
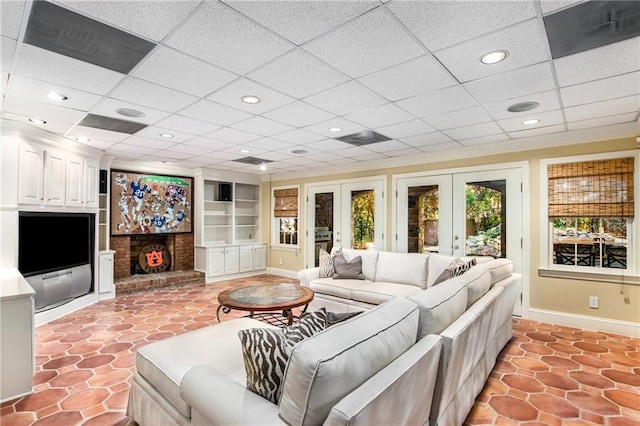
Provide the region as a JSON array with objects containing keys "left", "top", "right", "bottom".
[
  {"left": 65, "top": 155, "right": 84, "bottom": 207},
  {"left": 83, "top": 159, "right": 100, "bottom": 208},
  {"left": 43, "top": 149, "right": 66, "bottom": 206},
  {"left": 18, "top": 143, "right": 44, "bottom": 205}
]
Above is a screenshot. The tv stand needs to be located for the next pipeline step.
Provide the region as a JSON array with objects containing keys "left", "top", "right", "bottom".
[{"left": 24, "top": 264, "right": 92, "bottom": 313}]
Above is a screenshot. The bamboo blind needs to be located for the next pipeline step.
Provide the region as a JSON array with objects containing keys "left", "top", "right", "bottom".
[
  {"left": 274, "top": 188, "right": 298, "bottom": 218},
  {"left": 548, "top": 157, "right": 634, "bottom": 217}
]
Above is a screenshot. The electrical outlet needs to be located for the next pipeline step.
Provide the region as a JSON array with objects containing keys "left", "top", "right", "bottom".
[
  {"left": 279, "top": 258, "right": 283, "bottom": 265},
  {"left": 589, "top": 296, "right": 599, "bottom": 309}
]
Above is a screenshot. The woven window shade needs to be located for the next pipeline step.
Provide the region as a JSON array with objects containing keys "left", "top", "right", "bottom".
[
  {"left": 548, "top": 158, "right": 634, "bottom": 217},
  {"left": 274, "top": 188, "right": 298, "bottom": 218}
]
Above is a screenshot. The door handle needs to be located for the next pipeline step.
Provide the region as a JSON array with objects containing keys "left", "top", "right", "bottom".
[{"left": 453, "top": 244, "right": 459, "bottom": 250}]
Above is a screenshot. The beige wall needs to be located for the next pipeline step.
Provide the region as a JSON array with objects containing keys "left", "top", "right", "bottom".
[{"left": 263, "top": 136, "right": 639, "bottom": 324}]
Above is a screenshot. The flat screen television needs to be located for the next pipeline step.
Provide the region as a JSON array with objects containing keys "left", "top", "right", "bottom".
[{"left": 18, "top": 212, "right": 95, "bottom": 277}]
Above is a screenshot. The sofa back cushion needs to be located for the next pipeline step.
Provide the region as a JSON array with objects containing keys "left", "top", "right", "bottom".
[
  {"left": 375, "top": 251, "right": 429, "bottom": 288},
  {"left": 427, "top": 254, "right": 493, "bottom": 287},
  {"left": 341, "top": 248, "right": 379, "bottom": 281},
  {"left": 409, "top": 279, "right": 468, "bottom": 339},
  {"left": 278, "top": 297, "right": 419, "bottom": 426},
  {"left": 459, "top": 262, "right": 493, "bottom": 308}
]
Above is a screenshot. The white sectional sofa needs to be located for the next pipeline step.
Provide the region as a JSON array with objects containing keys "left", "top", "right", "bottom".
[
  {"left": 298, "top": 248, "right": 521, "bottom": 426},
  {"left": 127, "top": 297, "right": 444, "bottom": 426}
]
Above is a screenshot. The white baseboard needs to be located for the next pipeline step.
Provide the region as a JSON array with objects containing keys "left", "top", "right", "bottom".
[
  {"left": 35, "top": 292, "right": 100, "bottom": 327},
  {"left": 267, "top": 267, "right": 298, "bottom": 280},
  {"left": 527, "top": 308, "right": 640, "bottom": 338}
]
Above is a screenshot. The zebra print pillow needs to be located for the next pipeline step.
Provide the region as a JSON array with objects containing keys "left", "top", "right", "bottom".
[
  {"left": 319, "top": 247, "right": 343, "bottom": 278},
  {"left": 238, "top": 309, "right": 328, "bottom": 403},
  {"left": 433, "top": 257, "right": 478, "bottom": 285}
]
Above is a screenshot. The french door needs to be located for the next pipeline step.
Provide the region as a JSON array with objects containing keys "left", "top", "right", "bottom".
[
  {"left": 394, "top": 167, "right": 523, "bottom": 314},
  {"left": 306, "top": 178, "right": 385, "bottom": 268}
]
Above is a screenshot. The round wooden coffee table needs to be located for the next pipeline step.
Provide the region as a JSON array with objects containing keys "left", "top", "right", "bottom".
[{"left": 216, "top": 283, "right": 314, "bottom": 326}]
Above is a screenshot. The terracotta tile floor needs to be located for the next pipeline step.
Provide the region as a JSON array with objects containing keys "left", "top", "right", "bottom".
[{"left": 1, "top": 274, "right": 639, "bottom": 426}]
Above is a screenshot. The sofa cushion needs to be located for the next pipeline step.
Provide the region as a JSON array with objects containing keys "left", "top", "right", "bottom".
[
  {"left": 238, "top": 310, "right": 327, "bottom": 403},
  {"left": 427, "top": 254, "right": 458, "bottom": 287},
  {"left": 136, "top": 317, "right": 274, "bottom": 418},
  {"left": 409, "top": 279, "right": 468, "bottom": 339},
  {"left": 486, "top": 258, "right": 514, "bottom": 284},
  {"left": 432, "top": 257, "right": 477, "bottom": 286},
  {"left": 333, "top": 255, "right": 364, "bottom": 280},
  {"left": 342, "top": 248, "right": 379, "bottom": 281},
  {"left": 460, "top": 262, "right": 493, "bottom": 308},
  {"left": 375, "top": 251, "right": 429, "bottom": 288},
  {"left": 319, "top": 247, "right": 342, "bottom": 278},
  {"left": 278, "top": 297, "right": 419, "bottom": 426},
  {"left": 308, "top": 277, "right": 371, "bottom": 300},
  {"left": 351, "top": 281, "right": 423, "bottom": 305}
]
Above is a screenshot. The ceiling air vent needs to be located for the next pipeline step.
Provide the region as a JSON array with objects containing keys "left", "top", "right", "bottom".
[
  {"left": 335, "top": 130, "right": 391, "bottom": 146},
  {"left": 78, "top": 114, "right": 147, "bottom": 134},
  {"left": 544, "top": 0, "right": 640, "bottom": 59},
  {"left": 233, "top": 156, "right": 274, "bottom": 165},
  {"left": 23, "top": 1, "right": 156, "bottom": 74}
]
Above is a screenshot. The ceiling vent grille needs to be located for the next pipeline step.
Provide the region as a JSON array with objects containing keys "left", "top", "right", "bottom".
[
  {"left": 23, "top": 1, "right": 156, "bottom": 74},
  {"left": 544, "top": 0, "right": 640, "bottom": 59},
  {"left": 233, "top": 156, "right": 273, "bottom": 165},
  {"left": 335, "top": 130, "right": 391, "bottom": 146},
  {"left": 77, "top": 114, "right": 147, "bottom": 134}
]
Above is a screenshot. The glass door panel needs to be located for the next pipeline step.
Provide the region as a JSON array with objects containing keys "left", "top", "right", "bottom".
[
  {"left": 464, "top": 180, "right": 506, "bottom": 258},
  {"left": 307, "top": 185, "right": 340, "bottom": 268},
  {"left": 341, "top": 180, "right": 384, "bottom": 250},
  {"left": 350, "top": 189, "right": 375, "bottom": 249}
]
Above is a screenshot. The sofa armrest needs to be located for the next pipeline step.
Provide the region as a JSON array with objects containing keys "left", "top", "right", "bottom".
[
  {"left": 297, "top": 267, "right": 320, "bottom": 287},
  {"left": 180, "top": 365, "right": 283, "bottom": 426}
]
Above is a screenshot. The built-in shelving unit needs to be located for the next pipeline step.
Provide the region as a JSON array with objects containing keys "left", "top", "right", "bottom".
[
  {"left": 98, "top": 193, "right": 108, "bottom": 251},
  {"left": 234, "top": 183, "right": 260, "bottom": 244}
]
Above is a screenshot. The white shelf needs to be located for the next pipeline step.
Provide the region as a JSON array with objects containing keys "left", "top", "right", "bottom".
[
  {"left": 235, "top": 198, "right": 258, "bottom": 203},
  {"left": 236, "top": 224, "right": 259, "bottom": 228}
]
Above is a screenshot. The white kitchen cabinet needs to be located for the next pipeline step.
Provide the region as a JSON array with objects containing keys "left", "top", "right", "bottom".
[
  {"left": 253, "top": 243, "right": 266, "bottom": 270},
  {"left": 98, "top": 251, "right": 115, "bottom": 296},
  {"left": 240, "top": 245, "right": 253, "bottom": 272},
  {"left": 195, "top": 243, "right": 267, "bottom": 282},
  {"left": 17, "top": 143, "right": 44, "bottom": 205},
  {"left": 43, "top": 149, "right": 66, "bottom": 206},
  {"left": 66, "top": 156, "right": 99, "bottom": 208},
  {"left": 207, "top": 247, "right": 225, "bottom": 278}
]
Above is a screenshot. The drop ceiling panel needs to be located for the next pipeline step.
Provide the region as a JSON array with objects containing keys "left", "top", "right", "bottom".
[
  {"left": 5, "top": 74, "right": 101, "bottom": 111},
  {"left": 508, "top": 123, "right": 566, "bottom": 139},
  {"left": 109, "top": 77, "right": 198, "bottom": 112},
  {"left": 357, "top": 55, "right": 457, "bottom": 102},
  {"left": 90, "top": 98, "right": 170, "bottom": 124},
  {"left": 423, "top": 106, "right": 493, "bottom": 130},
  {"left": 66, "top": 125, "right": 131, "bottom": 142},
  {"left": 497, "top": 109, "right": 565, "bottom": 132},
  {"left": 1, "top": 36, "right": 16, "bottom": 72},
  {"left": 223, "top": 0, "right": 379, "bottom": 45},
  {"left": 263, "top": 101, "right": 335, "bottom": 128},
  {"left": 418, "top": 141, "right": 463, "bottom": 152},
  {"left": 133, "top": 126, "right": 196, "bottom": 143},
  {"left": 400, "top": 132, "right": 453, "bottom": 148},
  {"left": 165, "top": 1, "right": 295, "bottom": 75},
  {"left": 2, "top": 112, "right": 73, "bottom": 134},
  {"left": 444, "top": 122, "right": 505, "bottom": 140},
  {"left": 260, "top": 151, "right": 300, "bottom": 162},
  {"left": 118, "top": 135, "right": 176, "bottom": 150},
  {"left": 303, "top": 8, "right": 425, "bottom": 78},
  {"left": 164, "top": 144, "right": 210, "bottom": 156},
  {"left": 305, "top": 138, "right": 355, "bottom": 152},
  {"left": 245, "top": 138, "right": 295, "bottom": 152},
  {"left": 395, "top": 85, "right": 478, "bottom": 118},
  {"left": 346, "top": 103, "right": 416, "bottom": 129},
  {"left": 539, "top": 0, "right": 584, "bottom": 15},
  {"left": 206, "top": 78, "right": 295, "bottom": 114},
  {"left": 362, "top": 140, "right": 411, "bottom": 153},
  {"left": 567, "top": 112, "right": 638, "bottom": 131},
  {"left": 564, "top": 95, "right": 639, "bottom": 122},
  {"left": 248, "top": 49, "right": 350, "bottom": 99},
  {"left": 151, "top": 150, "right": 194, "bottom": 160},
  {"left": 375, "top": 119, "right": 436, "bottom": 139},
  {"left": 304, "top": 81, "right": 387, "bottom": 116},
  {"left": 178, "top": 100, "right": 253, "bottom": 126},
  {"left": 553, "top": 37, "right": 640, "bottom": 87},
  {"left": 3, "top": 96, "right": 87, "bottom": 124},
  {"left": 458, "top": 133, "right": 511, "bottom": 146},
  {"left": 58, "top": 0, "right": 201, "bottom": 42},
  {"left": 14, "top": 44, "right": 124, "bottom": 95},
  {"left": 106, "top": 142, "right": 156, "bottom": 155},
  {"left": 483, "top": 90, "right": 562, "bottom": 120},
  {"left": 1, "top": 0, "right": 26, "bottom": 39},
  {"left": 387, "top": 0, "right": 536, "bottom": 51},
  {"left": 153, "top": 115, "right": 221, "bottom": 136},
  {"left": 351, "top": 152, "right": 389, "bottom": 162},
  {"left": 463, "top": 62, "right": 556, "bottom": 103},
  {"left": 182, "top": 137, "right": 233, "bottom": 151},
  {"left": 303, "top": 118, "right": 367, "bottom": 138},
  {"left": 384, "top": 147, "right": 423, "bottom": 158},
  {"left": 434, "top": 19, "right": 549, "bottom": 83},
  {"left": 131, "top": 46, "right": 238, "bottom": 98},
  {"left": 560, "top": 72, "right": 640, "bottom": 107},
  {"left": 231, "top": 116, "right": 294, "bottom": 136},
  {"left": 205, "top": 127, "right": 260, "bottom": 144},
  {"left": 272, "top": 129, "right": 325, "bottom": 144}
]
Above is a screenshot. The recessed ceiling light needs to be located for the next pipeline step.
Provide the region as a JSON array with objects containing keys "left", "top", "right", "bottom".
[
  {"left": 259, "top": 163, "right": 267, "bottom": 171},
  {"left": 159, "top": 133, "right": 174, "bottom": 138},
  {"left": 522, "top": 119, "right": 540, "bottom": 125},
  {"left": 116, "top": 108, "right": 146, "bottom": 118},
  {"left": 292, "top": 149, "right": 308, "bottom": 154},
  {"left": 507, "top": 101, "right": 540, "bottom": 113},
  {"left": 480, "top": 50, "right": 508, "bottom": 65},
  {"left": 47, "top": 91, "right": 68, "bottom": 101},
  {"left": 240, "top": 149, "right": 251, "bottom": 153},
  {"left": 75, "top": 136, "right": 89, "bottom": 143},
  {"left": 241, "top": 95, "right": 261, "bottom": 104},
  {"left": 28, "top": 118, "right": 46, "bottom": 125},
  {"left": 328, "top": 127, "right": 342, "bottom": 132}
]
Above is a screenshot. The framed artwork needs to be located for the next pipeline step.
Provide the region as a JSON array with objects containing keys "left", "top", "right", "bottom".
[{"left": 110, "top": 170, "right": 193, "bottom": 236}]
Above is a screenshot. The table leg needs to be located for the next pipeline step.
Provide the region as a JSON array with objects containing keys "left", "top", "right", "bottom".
[
  {"left": 216, "top": 305, "right": 223, "bottom": 323},
  {"left": 286, "top": 309, "right": 293, "bottom": 325}
]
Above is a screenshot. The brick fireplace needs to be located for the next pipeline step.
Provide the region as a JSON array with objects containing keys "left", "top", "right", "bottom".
[{"left": 111, "top": 233, "right": 203, "bottom": 294}]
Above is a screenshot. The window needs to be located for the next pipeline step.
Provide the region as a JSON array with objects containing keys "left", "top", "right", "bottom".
[
  {"left": 273, "top": 186, "right": 299, "bottom": 248},
  {"left": 544, "top": 154, "right": 636, "bottom": 274}
]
